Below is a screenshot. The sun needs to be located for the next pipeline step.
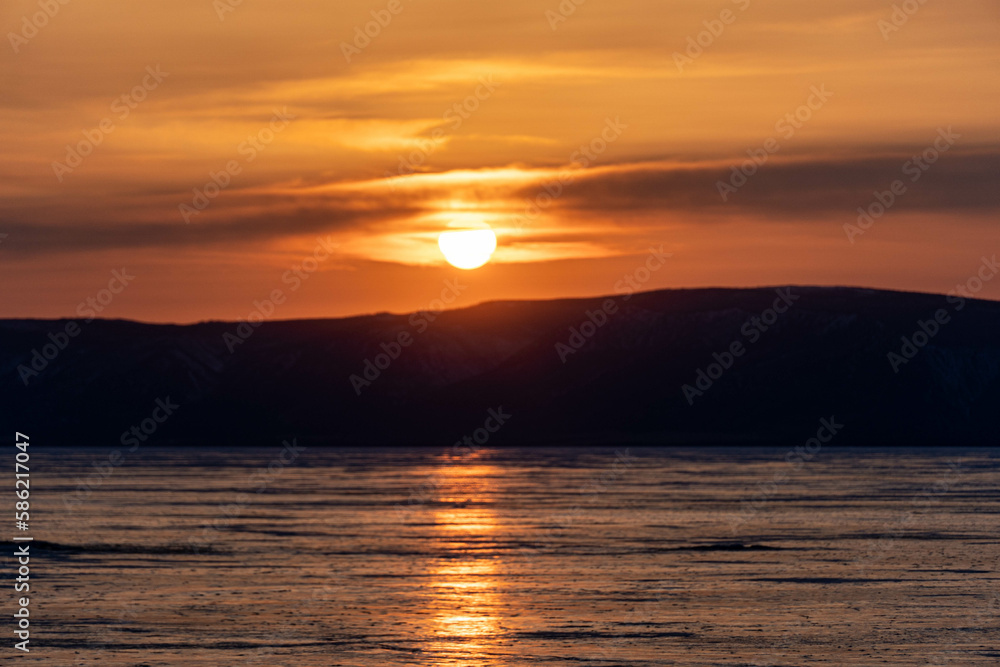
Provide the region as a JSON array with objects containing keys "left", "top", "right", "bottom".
[{"left": 438, "top": 225, "right": 497, "bottom": 270}]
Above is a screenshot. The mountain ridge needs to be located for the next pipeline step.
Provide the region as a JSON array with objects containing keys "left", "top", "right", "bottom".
[{"left": 3, "top": 286, "right": 999, "bottom": 447}]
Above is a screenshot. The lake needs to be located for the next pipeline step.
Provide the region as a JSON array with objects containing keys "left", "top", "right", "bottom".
[{"left": 24, "top": 446, "right": 1000, "bottom": 665}]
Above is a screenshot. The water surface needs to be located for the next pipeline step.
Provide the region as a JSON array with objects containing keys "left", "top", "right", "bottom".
[{"left": 24, "top": 446, "right": 1000, "bottom": 665}]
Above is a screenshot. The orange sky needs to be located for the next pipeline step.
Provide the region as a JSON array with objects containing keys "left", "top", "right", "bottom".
[{"left": 1, "top": 0, "right": 998, "bottom": 322}]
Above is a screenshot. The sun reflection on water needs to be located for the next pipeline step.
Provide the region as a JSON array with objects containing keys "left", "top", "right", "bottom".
[{"left": 427, "top": 463, "right": 506, "bottom": 663}]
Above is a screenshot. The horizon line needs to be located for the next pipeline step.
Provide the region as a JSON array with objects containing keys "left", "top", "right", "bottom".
[{"left": 2, "top": 283, "right": 996, "bottom": 328}]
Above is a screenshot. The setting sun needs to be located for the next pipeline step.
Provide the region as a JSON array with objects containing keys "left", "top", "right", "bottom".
[{"left": 438, "top": 227, "right": 498, "bottom": 270}]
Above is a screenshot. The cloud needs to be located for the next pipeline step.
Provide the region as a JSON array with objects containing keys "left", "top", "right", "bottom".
[
  {"left": 4, "top": 145, "right": 996, "bottom": 261},
  {"left": 537, "top": 148, "right": 1000, "bottom": 218},
  {"left": 2, "top": 0, "right": 998, "bottom": 268},
  {"left": 0, "top": 205, "right": 410, "bottom": 255}
]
